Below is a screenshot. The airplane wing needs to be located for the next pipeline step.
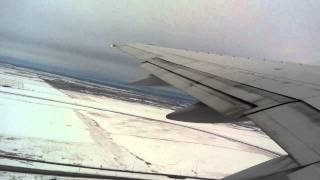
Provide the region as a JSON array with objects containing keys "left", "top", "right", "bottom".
[{"left": 115, "top": 43, "right": 320, "bottom": 180}]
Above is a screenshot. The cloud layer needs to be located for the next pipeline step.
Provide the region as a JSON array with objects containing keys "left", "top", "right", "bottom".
[{"left": 0, "top": 0, "right": 319, "bottom": 82}]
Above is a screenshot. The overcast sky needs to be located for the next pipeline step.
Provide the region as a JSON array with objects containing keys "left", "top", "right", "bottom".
[{"left": 0, "top": 0, "right": 319, "bottom": 82}]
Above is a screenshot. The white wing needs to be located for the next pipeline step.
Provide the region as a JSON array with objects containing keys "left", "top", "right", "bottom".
[{"left": 116, "top": 43, "right": 320, "bottom": 180}]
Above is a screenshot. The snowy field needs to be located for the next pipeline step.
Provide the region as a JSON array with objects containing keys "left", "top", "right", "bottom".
[{"left": 0, "top": 64, "right": 286, "bottom": 179}]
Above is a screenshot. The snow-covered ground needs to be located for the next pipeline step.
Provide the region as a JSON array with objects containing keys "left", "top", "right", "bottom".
[{"left": 0, "top": 64, "right": 286, "bottom": 179}]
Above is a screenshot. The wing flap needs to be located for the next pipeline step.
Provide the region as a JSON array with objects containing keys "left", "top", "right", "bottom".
[
  {"left": 288, "top": 163, "right": 320, "bottom": 180},
  {"left": 142, "top": 62, "right": 251, "bottom": 117},
  {"left": 249, "top": 102, "right": 320, "bottom": 165},
  {"left": 224, "top": 155, "right": 299, "bottom": 180},
  {"left": 147, "top": 57, "right": 294, "bottom": 109}
]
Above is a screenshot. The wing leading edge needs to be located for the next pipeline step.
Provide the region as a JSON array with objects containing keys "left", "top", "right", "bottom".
[{"left": 115, "top": 43, "right": 320, "bottom": 179}]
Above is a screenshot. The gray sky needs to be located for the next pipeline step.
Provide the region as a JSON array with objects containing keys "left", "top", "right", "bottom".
[{"left": 0, "top": 0, "right": 319, "bottom": 82}]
